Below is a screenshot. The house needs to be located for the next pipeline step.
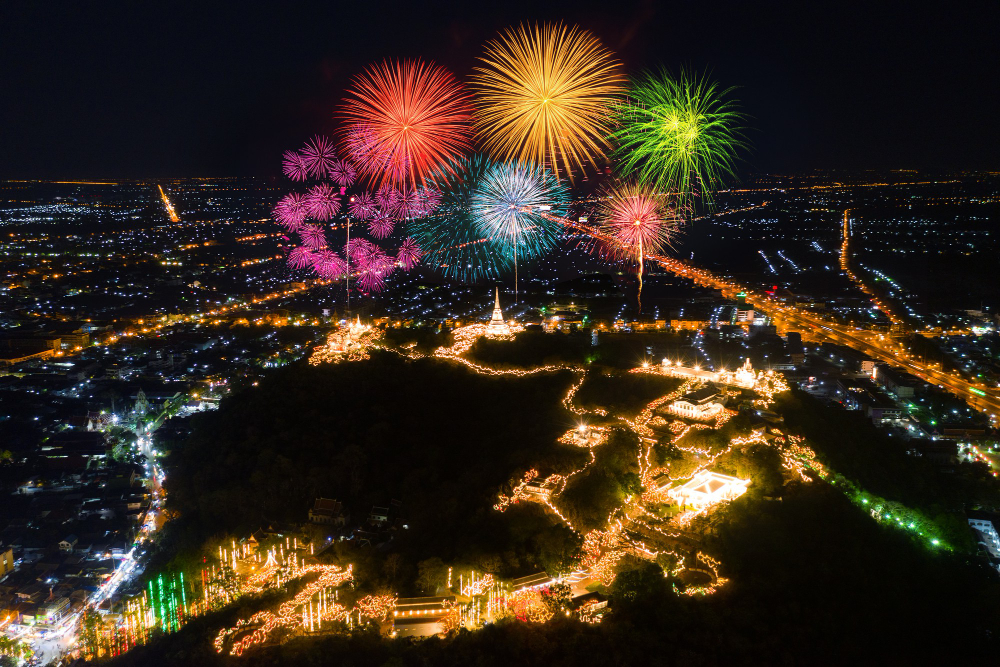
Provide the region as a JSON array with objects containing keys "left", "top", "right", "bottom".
[
  {"left": 968, "top": 511, "right": 1000, "bottom": 569},
  {"left": 392, "top": 596, "right": 456, "bottom": 638},
  {"left": 308, "top": 498, "right": 346, "bottom": 526},
  {"left": 0, "top": 548, "right": 12, "bottom": 577},
  {"left": 368, "top": 506, "right": 390, "bottom": 527},
  {"left": 59, "top": 535, "right": 79, "bottom": 553},
  {"left": 524, "top": 477, "right": 557, "bottom": 500}
]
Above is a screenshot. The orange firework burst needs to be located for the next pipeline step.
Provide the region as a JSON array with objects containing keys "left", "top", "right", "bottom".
[
  {"left": 472, "top": 22, "right": 625, "bottom": 181},
  {"left": 341, "top": 59, "right": 473, "bottom": 190},
  {"left": 598, "top": 182, "right": 681, "bottom": 308}
]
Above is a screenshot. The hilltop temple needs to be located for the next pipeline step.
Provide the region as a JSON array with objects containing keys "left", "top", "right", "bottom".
[{"left": 486, "top": 288, "right": 510, "bottom": 336}]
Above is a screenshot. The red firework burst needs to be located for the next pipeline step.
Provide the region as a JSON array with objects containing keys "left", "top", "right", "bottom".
[
  {"left": 282, "top": 150, "right": 309, "bottom": 181},
  {"left": 599, "top": 183, "right": 676, "bottom": 261},
  {"left": 597, "top": 182, "right": 680, "bottom": 308},
  {"left": 305, "top": 183, "right": 342, "bottom": 221},
  {"left": 301, "top": 135, "right": 338, "bottom": 179},
  {"left": 341, "top": 59, "right": 473, "bottom": 189},
  {"left": 396, "top": 237, "right": 422, "bottom": 270}
]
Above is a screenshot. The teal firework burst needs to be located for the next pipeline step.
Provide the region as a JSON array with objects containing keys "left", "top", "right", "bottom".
[{"left": 407, "top": 155, "right": 514, "bottom": 283}]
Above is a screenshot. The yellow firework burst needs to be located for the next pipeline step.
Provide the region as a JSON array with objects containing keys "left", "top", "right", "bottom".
[{"left": 472, "top": 22, "right": 625, "bottom": 181}]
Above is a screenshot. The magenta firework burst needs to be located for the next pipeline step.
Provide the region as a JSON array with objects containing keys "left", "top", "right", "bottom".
[
  {"left": 305, "top": 183, "right": 342, "bottom": 221},
  {"left": 282, "top": 150, "right": 309, "bottom": 181},
  {"left": 301, "top": 135, "right": 339, "bottom": 179}
]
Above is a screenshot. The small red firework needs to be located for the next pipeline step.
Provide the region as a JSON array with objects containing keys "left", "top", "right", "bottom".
[
  {"left": 298, "top": 224, "right": 328, "bottom": 249},
  {"left": 282, "top": 150, "right": 309, "bottom": 181},
  {"left": 288, "top": 246, "right": 315, "bottom": 269},
  {"left": 341, "top": 59, "right": 473, "bottom": 189},
  {"left": 396, "top": 237, "right": 422, "bottom": 270},
  {"left": 357, "top": 248, "right": 396, "bottom": 291},
  {"left": 301, "top": 135, "right": 338, "bottom": 179},
  {"left": 305, "top": 183, "right": 342, "bottom": 221}
]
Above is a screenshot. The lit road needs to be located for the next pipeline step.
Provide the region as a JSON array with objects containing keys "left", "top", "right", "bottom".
[{"left": 635, "top": 246, "right": 1000, "bottom": 422}]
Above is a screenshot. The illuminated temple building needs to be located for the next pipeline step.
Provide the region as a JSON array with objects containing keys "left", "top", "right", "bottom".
[
  {"left": 660, "top": 470, "right": 750, "bottom": 508},
  {"left": 486, "top": 288, "right": 510, "bottom": 336},
  {"left": 664, "top": 386, "right": 726, "bottom": 421}
]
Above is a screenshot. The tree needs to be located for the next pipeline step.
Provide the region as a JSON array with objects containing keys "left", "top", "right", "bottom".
[{"left": 416, "top": 557, "right": 448, "bottom": 594}]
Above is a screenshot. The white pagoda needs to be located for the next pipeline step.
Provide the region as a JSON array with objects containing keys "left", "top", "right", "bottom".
[{"left": 486, "top": 288, "right": 510, "bottom": 336}]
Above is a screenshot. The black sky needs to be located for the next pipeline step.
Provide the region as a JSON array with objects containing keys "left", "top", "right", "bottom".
[{"left": 2, "top": 1, "right": 996, "bottom": 179}]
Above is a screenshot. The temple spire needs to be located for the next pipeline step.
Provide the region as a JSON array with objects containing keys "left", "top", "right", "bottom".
[{"left": 487, "top": 288, "right": 509, "bottom": 335}]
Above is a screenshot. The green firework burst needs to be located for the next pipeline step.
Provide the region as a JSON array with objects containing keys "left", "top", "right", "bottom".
[{"left": 613, "top": 68, "right": 746, "bottom": 211}]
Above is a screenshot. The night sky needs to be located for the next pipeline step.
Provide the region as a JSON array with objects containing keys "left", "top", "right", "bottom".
[{"left": 2, "top": 1, "right": 996, "bottom": 179}]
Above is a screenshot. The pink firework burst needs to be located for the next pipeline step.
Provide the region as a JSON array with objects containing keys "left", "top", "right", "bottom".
[
  {"left": 598, "top": 182, "right": 679, "bottom": 309},
  {"left": 375, "top": 185, "right": 400, "bottom": 214},
  {"left": 288, "top": 246, "right": 315, "bottom": 270},
  {"left": 357, "top": 248, "right": 396, "bottom": 292},
  {"left": 312, "top": 249, "right": 347, "bottom": 279},
  {"left": 301, "top": 135, "right": 338, "bottom": 179},
  {"left": 273, "top": 192, "right": 307, "bottom": 231},
  {"left": 298, "top": 224, "right": 327, "bottom": 249},
  {"left": 396, "top": 237, "right": 422, "bottom": 270},
  {"left": 329, "top": 159, "right": 356, "bottom": 187},
  {"left": 348, "top": 192, "right": 378, "bottom": 220},
  {"left": 346, "top": 237, "right": 377, "bottom": 270},
  {"left": 413, "top": 186, "right": 441, "bottom": 217},
  {"left": 344, "top": 123, "right": 383, "bottom": 170},
  {"left": 282, "top": 150, "right": 309, "bottom": 181},
  {"left": 367, "top": 214, "right": 395, "bottom": 239},
  {"left": 305, "top": 183, "right": 342, "bottom": 221},
  {"left": 394, "top": 188, "right": 421, "bottom": 219}
]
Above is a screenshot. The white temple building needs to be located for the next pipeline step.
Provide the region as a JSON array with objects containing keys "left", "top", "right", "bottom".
[
  {"left": 664, "top": 386, "right": 726, "bottom": 421},
  {"left": 486, "top": 288, "right": 511, "bottom": 336},
  {"left": 662, "top": 471, "right": 750, "bottom": 508}
]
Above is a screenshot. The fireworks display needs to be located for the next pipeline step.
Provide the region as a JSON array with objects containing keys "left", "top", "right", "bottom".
[
  {"left": 408, "top": 155, "right": 514, "bottom": 283},
  {"left": 597, "top": 181, "right": 681, "bottom": 307},
  {"left": 341, "top": 59, "right": 474, "bottom": 189},
  {"left": 613, "top": 68, "right": 745, "bottom": 210},
  {"left": 472, "top": 22, "right": 624, "bottom": 181},
  {"left": 472, "top": 160, "right": 567, "bottom": 294}
]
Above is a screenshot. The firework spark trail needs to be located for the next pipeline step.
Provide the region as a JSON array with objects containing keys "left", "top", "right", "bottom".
[
  {"left": 472, "top": 22, "right": 625, "bottom": 181},
  {"left": 613, "top": 69, "right": 745, "bottom": 211},
  {"left": 341, "top": 59, "right": 473, "bottom": 190}
]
